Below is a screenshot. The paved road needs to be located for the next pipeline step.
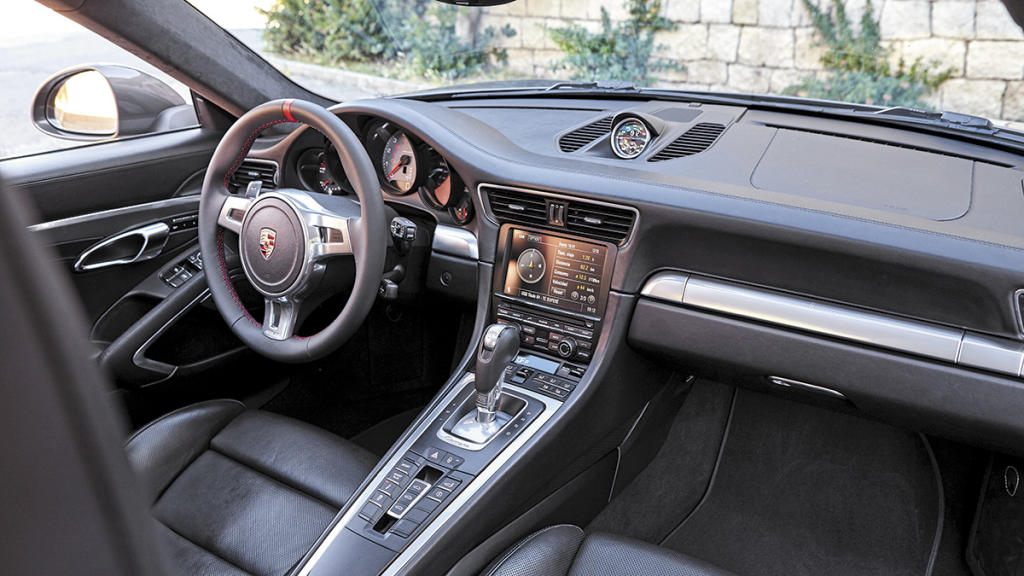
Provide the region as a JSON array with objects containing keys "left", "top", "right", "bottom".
[{"left": 0, "top": 29, "right": 372, "bottom": 159}]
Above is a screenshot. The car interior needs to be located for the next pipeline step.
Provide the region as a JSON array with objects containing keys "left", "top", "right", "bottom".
[{"left": 5, "top": 1, "right": 1024, "bottom": 576}]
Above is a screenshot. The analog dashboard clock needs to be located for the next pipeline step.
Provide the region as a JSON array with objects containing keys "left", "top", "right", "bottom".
[{"left": 611, "top": 117, "right": 651, "bottom": 159}]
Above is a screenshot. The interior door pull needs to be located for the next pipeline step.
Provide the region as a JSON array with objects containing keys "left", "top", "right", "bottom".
[{"left": 74, "top": 222, "right": 170, "bottom": 272}]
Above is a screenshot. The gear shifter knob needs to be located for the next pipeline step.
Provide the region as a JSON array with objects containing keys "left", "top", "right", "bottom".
[{"left": 475, "top": 323, "right": 520, "bottom": 422}]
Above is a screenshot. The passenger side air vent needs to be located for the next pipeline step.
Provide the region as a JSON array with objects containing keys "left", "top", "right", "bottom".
[
  {"left": 228, "top": 159, "right": 278, "bottom": 193},
  {"left": 559, "top": 116, "right": 613, "bottom": 152},
  {"left": 484, "top": 185, "right": 637, "bottom": 245},
  {"left": 648, "top": 123, "right": 726, "bottom": 162}
]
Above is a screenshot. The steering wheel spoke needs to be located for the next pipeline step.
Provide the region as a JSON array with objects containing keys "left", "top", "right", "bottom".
[
  {"left": 308, "top": 212, "right": 355, "bottom": 260},
  {"left": 217, "top": 195, "right": 254, "bottom": 234},
  {"left": 263, "top": 296, "right": 301, "bottom": 340}
]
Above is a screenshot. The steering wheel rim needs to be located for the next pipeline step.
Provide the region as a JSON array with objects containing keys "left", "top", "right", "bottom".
[{"left": 198, "top": 99, "right": 386, "bottom": 363}]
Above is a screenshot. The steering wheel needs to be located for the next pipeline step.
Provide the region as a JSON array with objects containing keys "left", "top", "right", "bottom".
[{"left": 198, "top": 99, "right": 386, "bottom": 363}]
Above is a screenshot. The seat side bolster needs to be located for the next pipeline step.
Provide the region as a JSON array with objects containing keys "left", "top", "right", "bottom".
[
  {"left": 480, "top": 524, "right": 585, "bottom": 576},
  {"left": 569, "top": 533, "right": 741, "bottom": 576},
  {"left": 125, "top": 399, "right": 246, "bottom": 503}
]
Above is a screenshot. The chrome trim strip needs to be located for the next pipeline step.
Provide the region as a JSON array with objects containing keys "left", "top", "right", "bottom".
[
  {"left": 432, "top": 225, "right": 479, "bottom": 260},
  {"left": 680, "top": 276, "right": 964, "bottom": 363},
  {"left": 73, "top": 222, "right": 170, "bottom": 272},
  {"left": 294, "top": 375, "right": 562, "bottom": 576},
  {"left": 1014, "top": 289, "right": 1024, "bottom": 338},
  {"left": 476, "top": 183, "right": 640, "bottom": 247},
  {"left": 959, "top": 333, "right": 1024, "bottom": 378},
  {"left": 435, "top": 386, "right": 530, "bottom": 452},
  {"left": 28, "top": 196, "right": 199, "bottom": 232},
  {"left": 641, "top": 272, "right": 1024, "bottom": 379},
  {"left": 768, "top": 376, "right": 847, "bottom": 399}
]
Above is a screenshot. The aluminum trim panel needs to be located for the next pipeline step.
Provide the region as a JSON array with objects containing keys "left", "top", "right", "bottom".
[
  {"left": 639, "top": 272, "right": 688, "bottom": 303},
  {"left": 959, "top": 332, "right": 1024, "bottom": 377},
  {"left": 432, "top": 225, "right": 479, "bottom": 260},
  {"left": 640, "top": 273, "right": 967, "bottom": 364}
]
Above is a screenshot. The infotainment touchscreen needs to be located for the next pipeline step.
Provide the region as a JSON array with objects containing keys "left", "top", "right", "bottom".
[{"left": 502, "top": 228, "right": 609, "bottom": 316}]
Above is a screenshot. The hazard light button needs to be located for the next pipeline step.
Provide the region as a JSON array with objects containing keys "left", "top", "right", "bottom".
[{"left": 422, "top": 446, "right": 448, "bottom": 465}]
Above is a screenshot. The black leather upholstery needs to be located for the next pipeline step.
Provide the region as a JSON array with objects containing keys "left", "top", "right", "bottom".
[
  {"left": 126, "top": 399, "right": 378, "bottom": 576},
  {"left": 481, "top": 525, "right": 738, "bottom": 576}
]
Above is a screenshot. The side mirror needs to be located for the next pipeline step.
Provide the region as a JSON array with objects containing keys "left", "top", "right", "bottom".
[{"left": 32, "top": 64, "right": 195, "bottom": 142}]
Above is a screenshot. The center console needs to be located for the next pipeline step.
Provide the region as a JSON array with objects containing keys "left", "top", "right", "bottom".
[{"left": 296, "top": 223, "right": 618, "bottom": 576}]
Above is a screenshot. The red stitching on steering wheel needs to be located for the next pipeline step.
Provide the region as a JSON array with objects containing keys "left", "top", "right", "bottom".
[{"left": 215, "top": 105, "right": 320, "bottom": 340}]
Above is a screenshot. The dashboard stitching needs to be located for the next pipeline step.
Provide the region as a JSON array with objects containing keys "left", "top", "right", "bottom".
[{"left": 346, "top": 100, "right": 1024, "bottom": 253}]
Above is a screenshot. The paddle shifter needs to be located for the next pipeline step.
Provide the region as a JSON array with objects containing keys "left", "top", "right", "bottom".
[{"left": 450, "top": 323, "right": 520, "bottom": 444}]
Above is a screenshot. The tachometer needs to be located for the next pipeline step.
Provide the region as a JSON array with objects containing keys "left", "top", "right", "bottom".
[{"left": 382, "top": 132, "right": 418, "bottom": 193}]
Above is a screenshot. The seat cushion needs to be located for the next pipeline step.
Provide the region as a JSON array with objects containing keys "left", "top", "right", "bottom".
[
  {"left": 482, "top": 525, "right": 737, "bottom": 576},
  {"left": 126, "top": 400, "right": 378, "bottom": 576}
]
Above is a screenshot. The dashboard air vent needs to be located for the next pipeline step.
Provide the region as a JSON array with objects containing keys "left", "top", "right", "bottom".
[
  {"left": 565, "top": 203, "right": 636, "bottom": 244},
  {"left": 228, "top": 159, "right": 278, "bottom": 193},
  {"left": 484, "top": 185, "right": 637, "bottom": 245},
  {"left": 649, "top": 123, "right": 726, "bottom": 162},
  {"left": 559, "top": 116, "right": 613, "bottom": 152}
]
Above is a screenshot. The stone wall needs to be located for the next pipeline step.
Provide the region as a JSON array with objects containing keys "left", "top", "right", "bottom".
[{"left": 478, "top": 0, "right": 1024, "bottom": 120}]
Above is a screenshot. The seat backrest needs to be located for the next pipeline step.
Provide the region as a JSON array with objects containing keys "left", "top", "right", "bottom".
[{"left": 0, "top": 174, "right": 169, "bottom": 576}]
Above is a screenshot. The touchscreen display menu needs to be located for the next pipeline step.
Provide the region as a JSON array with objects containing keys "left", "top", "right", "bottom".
[{"left": 502, "top": 229, "right": 609, "bottom": 316}]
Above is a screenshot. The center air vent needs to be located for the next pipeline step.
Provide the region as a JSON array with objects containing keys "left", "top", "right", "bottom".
[
  {"left": 228, "top": 159, "right": 278, "bottom": 193},
  {"left": 648, "top": 123, "right": 726, "bottom": 162},
  {"left": 484, "top": 185, "right": 636, "bottom": 245},
  {"left": 559, "top": 116, "right": 613, "bottom": 152}
]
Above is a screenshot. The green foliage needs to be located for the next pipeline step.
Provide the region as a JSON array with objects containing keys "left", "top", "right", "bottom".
[
  {"left": 784, "top": 0, "right": 953, "bottom": 107},
  {"left": 547, "top": 0, "right": 682, "bottom": 85},
  {"left": 261, "top": 0, "right": 392, "bottom": 63},
  {"left": 399, "top": 4, "right": 516, "bottom": 81},
  {"left": 260, "top": 0, "right": 516, "bottom": 80}
]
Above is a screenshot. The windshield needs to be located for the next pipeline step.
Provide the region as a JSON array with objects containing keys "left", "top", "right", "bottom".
[{"left": 192, "top": 1, "right": 1023, "bottom": 125}]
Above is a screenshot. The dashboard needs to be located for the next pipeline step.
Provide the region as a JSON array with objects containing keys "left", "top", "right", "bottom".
[{"left": 242, "top": 93, "right": 1024, "bottom": 454}]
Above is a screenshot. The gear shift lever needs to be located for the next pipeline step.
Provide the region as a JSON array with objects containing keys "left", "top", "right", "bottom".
[
  {"left": 475, "top": 323, "right": 521, "bottom": 424},
  {"left": 449, "top": 323, "right": 521, "bottom": 444}
]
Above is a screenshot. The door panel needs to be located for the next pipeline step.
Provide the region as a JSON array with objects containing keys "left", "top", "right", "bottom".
[
  {"left": 4, "top": 128, "right": 218, "bottom": 222},
  {"left": 0, "top": 125, "right": 256, "bottom": 390}
]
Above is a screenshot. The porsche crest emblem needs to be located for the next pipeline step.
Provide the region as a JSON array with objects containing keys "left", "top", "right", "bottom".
[{"left": 259, "top": 228, "right": 276, "bottom": 260}]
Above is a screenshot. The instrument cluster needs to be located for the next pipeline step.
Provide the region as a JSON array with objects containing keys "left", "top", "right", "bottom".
[
  {"left": 293, "top": 119, "right": 474, "bottom": 226},
  {"left": 364, "top": 118, "right": 474, "bottom": 226}
]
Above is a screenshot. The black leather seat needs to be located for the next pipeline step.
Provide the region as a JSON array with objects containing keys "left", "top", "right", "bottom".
[
  {"left": 482, "top": 525, "right": 737, "bottom": 576},
  {"left": 125, "top": 399, "right": 378, "bottom": 576}
]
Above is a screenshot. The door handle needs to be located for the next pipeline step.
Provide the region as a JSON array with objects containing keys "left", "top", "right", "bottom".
[{"left": 74, "top": 222, "right": 170, "bottom": 272}]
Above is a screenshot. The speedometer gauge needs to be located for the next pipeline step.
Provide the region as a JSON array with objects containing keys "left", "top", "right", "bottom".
[
  {"left": 611, "top": 117, "right": 650, "bottom": 159},
  {"left": 382, "top": 132, "right": 418, "bottom": 193}
]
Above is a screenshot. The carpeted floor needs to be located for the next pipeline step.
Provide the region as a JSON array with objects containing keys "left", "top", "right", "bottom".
[{"left": 592, "top": 384, "right": 947, "bottom": 576}]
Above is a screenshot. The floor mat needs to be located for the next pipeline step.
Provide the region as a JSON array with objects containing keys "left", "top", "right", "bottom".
[
  {"left": 588, "top": 380, "right": 734, "bottom": 542},
  {"left": 661, "top": 389, "right": 942, "bottom": 576}
]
